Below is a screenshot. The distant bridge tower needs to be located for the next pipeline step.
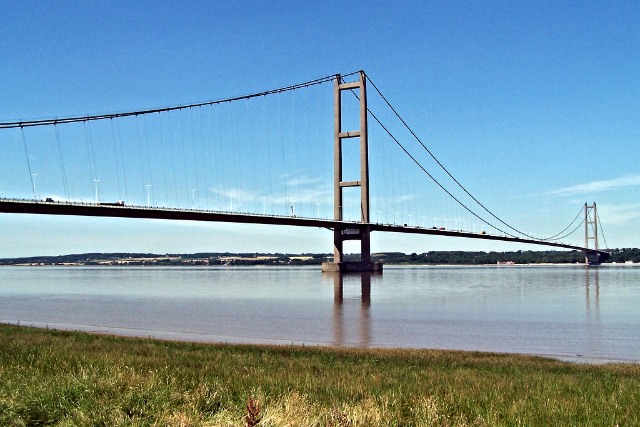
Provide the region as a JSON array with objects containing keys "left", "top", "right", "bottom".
[
  {"left": 584, "top": 202, "right": 600, "bottom": 265},
  {"left": 322, "top": 71, "right": 382, "bottom": 273}
]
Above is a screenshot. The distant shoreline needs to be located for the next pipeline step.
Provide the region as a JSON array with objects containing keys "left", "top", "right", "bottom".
[
  {"left": 2, "top": 263, "right": 638, "bottom": 268},
  {"left": 1, "top": 258, "right": 637, "bottom": 268},
  {"left": 1, "top": 249, "right": 638, "bottom": 267}
]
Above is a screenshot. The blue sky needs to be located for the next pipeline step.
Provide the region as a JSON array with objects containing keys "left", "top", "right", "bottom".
[{"left": 0, "top": 0, "right": 638, "bottom": 257}]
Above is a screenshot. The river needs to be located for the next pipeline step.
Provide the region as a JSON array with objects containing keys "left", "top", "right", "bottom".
[{"left": 1, "top": 265, "right": 638, "bottom": 363}]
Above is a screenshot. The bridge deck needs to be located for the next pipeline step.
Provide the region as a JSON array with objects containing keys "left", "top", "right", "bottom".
[{"left": 0, "top": 199, "right": 602, "bottom": 254}]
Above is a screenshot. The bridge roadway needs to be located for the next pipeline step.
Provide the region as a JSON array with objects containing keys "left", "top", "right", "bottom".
[{"left": 0, "top": 198, "right": 603, "bottom": 255}]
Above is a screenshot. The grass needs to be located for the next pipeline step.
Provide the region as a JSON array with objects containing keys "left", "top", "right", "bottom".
[{"left": 1, "top": 324, "right": 638, "bottom": 426}]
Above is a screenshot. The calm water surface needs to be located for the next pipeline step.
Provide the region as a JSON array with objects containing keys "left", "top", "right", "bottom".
[{"left": 1, "top": 265, "right": 638, "bottom": 362}]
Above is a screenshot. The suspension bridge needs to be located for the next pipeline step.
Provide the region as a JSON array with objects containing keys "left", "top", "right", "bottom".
[{"left": 0, "top": 71, "right": 608, "bottom": 270}]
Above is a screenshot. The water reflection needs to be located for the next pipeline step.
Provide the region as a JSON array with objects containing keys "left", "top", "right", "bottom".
[
  {"left": 2, "top": 266, "right": 639, "bottom": 362},
  {"left": 329, "top": 273, "right": 372, "bottom": 346},
  {"left": 585, "top": 267, "right": 601, "bottom": 335},
  {"left": 585, "top": 267, "right": 600, "bottom": 315}
]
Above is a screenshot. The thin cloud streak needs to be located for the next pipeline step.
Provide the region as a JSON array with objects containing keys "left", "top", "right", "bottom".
[
  {"left": 547, "top": 174, "right": 640, "bottom": 197},
  {"left": 598, "top": 203, "right": 640, "bottom": 226}
]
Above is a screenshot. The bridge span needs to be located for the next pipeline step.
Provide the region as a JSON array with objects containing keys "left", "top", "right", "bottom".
[{"left": 0, "top": 198, "right": 606, "bottom": 257}]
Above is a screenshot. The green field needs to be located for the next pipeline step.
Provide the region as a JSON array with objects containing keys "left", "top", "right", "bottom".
[{"left": 1, "top": 324, "right": 638, "bottom": 426}]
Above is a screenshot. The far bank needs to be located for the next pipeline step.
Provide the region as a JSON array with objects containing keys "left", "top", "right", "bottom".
[{"left": 1, "top": 248, "right": 639, "bottom": 266}]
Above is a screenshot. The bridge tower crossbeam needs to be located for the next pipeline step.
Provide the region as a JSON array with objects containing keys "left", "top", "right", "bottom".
[{"left": 322, "top": 71, "right": 382, "bottom": 273}]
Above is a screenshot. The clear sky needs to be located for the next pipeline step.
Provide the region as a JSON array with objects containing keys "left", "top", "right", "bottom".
[{"left": 1, "top": 0, "right": 638, "bottom": 258}]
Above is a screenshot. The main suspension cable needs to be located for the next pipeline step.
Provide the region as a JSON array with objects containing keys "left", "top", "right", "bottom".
[
  {"left": 549, "top": 216, "right": 585, "bottom": 242},
  {"left": 338, "top": 75, "right": 516, "bottom": 237},
  {"left": 538, "top": 205, "right": 584, "bottom": 241},
  {"left": 0, "top": 72, "right": 358, "bottom": 129},
  {"left": 597, "top": 214, "right": 609, "bottom": 250},
  {"left": 364, "top": 72, "right": 582, "bottom": 242},
  {"left": 357, "top": 94, "right": 518, "bottom": 237}
]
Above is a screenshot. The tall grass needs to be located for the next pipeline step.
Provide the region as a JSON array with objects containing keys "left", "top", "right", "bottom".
[{"left": 1, "top": 324, "right": 638, "bottom": 426}]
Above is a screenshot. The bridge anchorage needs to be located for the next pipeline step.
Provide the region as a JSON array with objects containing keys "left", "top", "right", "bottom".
[{"left": 322, "top": 71, "right": 382, "bottom": 273}]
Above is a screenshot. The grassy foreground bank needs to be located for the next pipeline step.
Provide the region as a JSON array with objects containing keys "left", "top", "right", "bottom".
[{"left": 1, "top": 325, "right": 638, "bottom": 426}]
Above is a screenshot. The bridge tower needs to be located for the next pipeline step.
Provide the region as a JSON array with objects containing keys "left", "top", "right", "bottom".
[
  {"left": 322, "top": 71, "right": 382, "bottom": 273},
  {"left": 584, "top": 202, "right": 601, "bottom": 265}
]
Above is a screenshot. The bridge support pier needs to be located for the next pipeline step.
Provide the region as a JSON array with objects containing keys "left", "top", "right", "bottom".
[
  {"left": 322, "top": 262, "right": 383, "bottom": 273},
  {"left": 322, "top": 225, "right": 382, "bottom": 272},
  {"left": 584, "top": 250, "right": 606, "bottom": 266},
  {"left": 321, "top": 71, "right": 382, "bottom": 274}
]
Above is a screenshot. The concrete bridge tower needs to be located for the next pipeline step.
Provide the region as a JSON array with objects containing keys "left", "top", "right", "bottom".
[
  {"left": 584, "top": 202, "right": 603, "bottom": 265},
  {"left": 322, "top": 71, "right": 382, "bottom": 273}
]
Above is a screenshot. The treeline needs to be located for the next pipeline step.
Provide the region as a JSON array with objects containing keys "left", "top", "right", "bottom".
[
  {"left": 0, "top": 253, "right": 157, "bottom": 265},
  {"left": 370, "top": 251, "right": 579, "bottom": 265},
  {"left": 368, "top": 249, "right": 640, "bottom": 264},
  {"left": 0, "top": 252, "right": 331, "bottom": 266},
  {"left": 208, "top": 254, "right": 329, "bottom": 266},
  {"left": 600, "top": 248, "right": 640, "bottom": 263},
  {"left": 370, "top": 249, "right": 639, "bottom": 264},
  {"left": 1, "top": 249, "right": 638, "bottom": 266}
]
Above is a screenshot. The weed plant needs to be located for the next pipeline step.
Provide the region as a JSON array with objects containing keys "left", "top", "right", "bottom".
[{"left": 1, "top": 324, "right": 638, "bottom": 426}]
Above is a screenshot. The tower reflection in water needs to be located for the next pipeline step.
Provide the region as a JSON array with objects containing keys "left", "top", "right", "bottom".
[
  {"left": 585, "top": 266, "right": 600, "bottom": 321},
  {"left": 328, "top": 273, "right": 373, "bottom": 346}
]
